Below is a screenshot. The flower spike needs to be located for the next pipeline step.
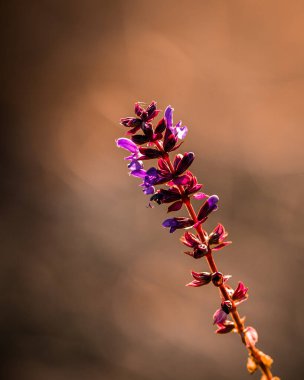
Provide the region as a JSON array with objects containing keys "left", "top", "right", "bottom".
[{"left": 116, "top": 101, "right": 279, "bottom": 380}]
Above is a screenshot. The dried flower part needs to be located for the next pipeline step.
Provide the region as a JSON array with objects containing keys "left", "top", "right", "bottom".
[
  {"left": 258, "top": 350, "right": 273, "bottom": 368},
  {"left": 247, "top": 356, "right": 258, "bottom": 374},
  {"left": 245, "top": 326, "right": 258, "bottom": 347}
]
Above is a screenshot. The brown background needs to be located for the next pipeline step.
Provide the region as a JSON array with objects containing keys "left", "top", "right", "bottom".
[{"left": 1, "top": 1, "right": 303, "bottom": 379}]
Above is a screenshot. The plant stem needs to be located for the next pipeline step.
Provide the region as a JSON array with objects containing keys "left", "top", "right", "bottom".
[{"left": 154, "top": 140, "right": 273, "bottom": 380}]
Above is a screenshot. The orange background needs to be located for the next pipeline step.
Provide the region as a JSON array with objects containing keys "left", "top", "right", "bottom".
[{"left": 1, "top": 1, "right": 303, "bottom": 379}]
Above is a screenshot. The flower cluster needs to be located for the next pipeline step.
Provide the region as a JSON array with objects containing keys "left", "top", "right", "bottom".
[{"left": 116, "top": 101, "right": 278, "bottom": 380}]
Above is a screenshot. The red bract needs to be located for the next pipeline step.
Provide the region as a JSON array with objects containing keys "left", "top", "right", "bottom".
[
  {"left": 215, "top": 321, "right": 235, "bottom": 334},
  {"left": 232, "top": 281, "right": 249, "bottom": 305},
  {"left": 208, "top": 223, "right": 232, "bottom": 251},
  {"left": 186, "top": 271, "right": 212, "bottom": 287},
  {"left": 180, "top": 232, "right": 208, "bottom": 258}
]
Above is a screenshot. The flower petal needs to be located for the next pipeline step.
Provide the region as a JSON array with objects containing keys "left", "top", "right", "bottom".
[
  {"left": 176, "top": 124, "right": 188, "bottom": 139},
  {"left": 116, "top": 138, "right": 138, "bottom": 153},
  {"left": 164, "top": 105, "right": 174, "bottom": 129}
]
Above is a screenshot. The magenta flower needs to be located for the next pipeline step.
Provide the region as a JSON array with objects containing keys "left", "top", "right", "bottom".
[{"left": 193, "top": 192, "right": 208, "bottom": 200}]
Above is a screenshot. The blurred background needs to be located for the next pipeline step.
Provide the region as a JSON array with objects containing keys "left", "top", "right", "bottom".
[{"left": 1, "top": 1, "right": 303, "bottom": 379}]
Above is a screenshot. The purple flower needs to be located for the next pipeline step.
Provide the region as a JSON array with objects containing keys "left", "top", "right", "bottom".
[
  {"left": 140, "top": 167, "right": 159, "bottom": 194},
  {"left": 162, "top": 217, "right": 194, "bottom": 233},
  {"left": 164, "top": 105, "right": 174, "bottom": 128},
  {"left": 196, "top": 195, "right": 219, "bottom": 223},
  {"left": 128, "top": 160, "right": 146, "bottom": 178},
  {"left": 116, "top": 138, "right": 139, "bottom": 154},
  {"left": 164, "top": 105, "right": 188, "bottom": 140},
  {"left": 116, "top": 138, "right": 147, "bottom": 177}
]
